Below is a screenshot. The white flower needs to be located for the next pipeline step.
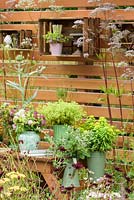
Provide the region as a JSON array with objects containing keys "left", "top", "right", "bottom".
[
  {"left": 125, "top": 50, "right": 134, "bottom": 57},
  {"left": 13, "top": 116, "right": 19, "bottom": 121},
  {"left": 117, "top": 61, "right": 128, "bottom": 67},
  {"left": 88, "top": 0, "right": 101, "bottom": 2},
  {"left": 74, "top": 20, "right": 84, "bottom": 25},
  {"left": 28, "top": 120, "right": 34, "bottom": 125},
  {"left": 15, "top": 109, "right": 26, "bottom": 118},
  {"left": 91, "top": 3, "right": 115, "bottom": 15},
  {"left": 125, "top": 7, "right": 134, "bottom": 11},
  {"left": 112, "top": 192, "right": 121, "bottom": 198},
  {"left": 83, "top": 53, "right": 89, "bottom": 58}
]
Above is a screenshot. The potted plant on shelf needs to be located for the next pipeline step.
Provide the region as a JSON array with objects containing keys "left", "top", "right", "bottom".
[
  {"left": 79, "top": 116, "right": 120, "bottom": 181},
  {"left": 38, "top": 100, "right": 86, "bottom": 141},
  {"left": 43, "top": 24, "right": 69, "bottom": 55}
]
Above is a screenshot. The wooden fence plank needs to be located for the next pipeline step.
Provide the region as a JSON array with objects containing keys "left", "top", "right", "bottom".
[
  {"left": 116, "top": 136, "right": 134, "bottom": 148},
  {"left": 1, "top": 63, "right": 133, "bottom": 77},
  {"left": 1, "top": 0, "right": 134, "bottom": 9},
  {"left": 0, "top": 76, "right": 133, "bottom": 91},
  {"left": 0, "top": 49, "right": 132, "bottom": 62},
  {"left": 0, "top": 24, "right": 38, "bottom": 35},
  {"left": 0, "top": 89, "right": 133, "bottom": 106},
  {"left": 84, "top": 106, "right": 133, "bottom": 120},
  {"left": 107, "top": 149, "right": 134, "bottom": 162},
  {"left": 0, "top": 10, "right": 134, "bottom": 23}
]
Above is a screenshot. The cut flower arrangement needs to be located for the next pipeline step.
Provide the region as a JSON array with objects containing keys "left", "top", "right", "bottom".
[
  {"left": 0, "top": 103, "right": 46, "bottom": 137},
  {"left": 12, "top": 106, "right": 46, "bottom": 135}
]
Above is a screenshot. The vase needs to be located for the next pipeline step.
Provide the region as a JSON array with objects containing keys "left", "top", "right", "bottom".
[
  {"left": 50, "top": 43, "right": 63, "bottom": 55},
  {"left": 4, "top": 35, "right": 12, "bottom": 47},
  {"left": 18, "top": 131, "right": 40, "bottom": 154},
  {"left": 62, "top": 158, "right": 80, "bottom": 188},
  {"left": 53, "top": 125, "right": 69, "bottom": 141},
  {"left": 87, "top": 151, "right": 106, "bottom": 181}
]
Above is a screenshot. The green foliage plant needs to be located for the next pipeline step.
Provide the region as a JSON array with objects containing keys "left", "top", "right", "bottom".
[
  {"left": 46, "top": 126, "right": 89, "bottom": 169},
  {"left": 43, "top": 24, "right": 69, "bottom": 43},
  {"left": 44, "top": 31, "right": 69, "bottom": 43},
  {"left": 80, "top": 116, "right": 120, "bottom": 152},
  {"left": 38, "top": 100, "right": 86, "bottom": 126},
  {"left": 6, "top": 54, "right": 46, "bottom": 107}
]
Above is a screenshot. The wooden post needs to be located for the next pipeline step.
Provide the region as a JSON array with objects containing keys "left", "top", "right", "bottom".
[
  {"left": 94, "top": 18, "right": 100, "bottom": 55},
  {"left": 38, "top": 20, "right": 44, "bottom": 55},
  {"left": 83, "top": 17, "right": 89, "bottom": 54}
]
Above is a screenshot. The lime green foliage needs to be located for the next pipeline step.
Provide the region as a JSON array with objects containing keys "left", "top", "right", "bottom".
[
  {"left": 38, "top": 100, "right": 86, "bottom": 126},
  {"left": 80, "top": 116, "right": 120, "bottom": 152},
  {"left": 43, "top": 31, "right": 69, "bottom": 43}
]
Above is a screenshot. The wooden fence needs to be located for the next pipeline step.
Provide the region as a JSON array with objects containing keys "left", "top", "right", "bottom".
[{"left": 0, "top": 0, "right": 134, "bottom": 162}]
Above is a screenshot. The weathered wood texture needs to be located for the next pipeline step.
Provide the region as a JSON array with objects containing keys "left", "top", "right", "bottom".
[
  {"left": 0, "top": 10, "right": 134, "bottom": 22},
  {"left": 0, "top": 0, "right": 134, "bottom": 9}
]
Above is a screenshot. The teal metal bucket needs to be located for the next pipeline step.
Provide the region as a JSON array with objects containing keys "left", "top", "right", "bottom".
[
  {"left": 53, "top": 125, "right": 69, "bottom": 141},
  {"left": 62, "top": 158, "right": 80, "bottom": 188},
  {"left": 87, "top": 151, "right": 106, "bottom": 181}
]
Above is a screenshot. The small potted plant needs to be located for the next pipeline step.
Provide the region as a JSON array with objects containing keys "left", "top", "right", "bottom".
[
  {"left": 43, "top": 24, "right": 69, "bottom": 55},
  {"left": 79, "top": 116, "right": 120, "bottom": 180},
  {"left": 38, "top": 100, "right": 86, "bottom": 141},
  {"left": 20, "top": 37, "right": 32, "bottom": 49}
]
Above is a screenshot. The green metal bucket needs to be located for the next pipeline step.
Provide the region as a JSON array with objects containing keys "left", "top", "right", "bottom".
[
  {"left": 62, "top": 158, "right": 80, "bottom": 188},
  {"left": 53, "top": 125, "right": 69, "bottom": 141},
  {"left": 87, "top": 151, "right": 106, "bottom": 181}
]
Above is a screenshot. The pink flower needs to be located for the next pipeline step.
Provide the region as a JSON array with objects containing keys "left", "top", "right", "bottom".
[{"left": 12, "top": 124, "right": 16, "bottom": 130}]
